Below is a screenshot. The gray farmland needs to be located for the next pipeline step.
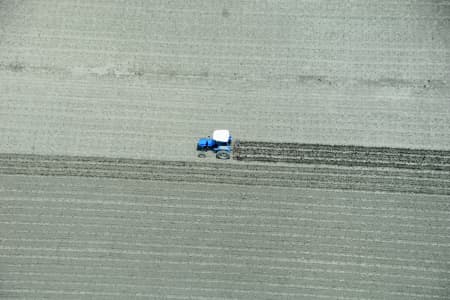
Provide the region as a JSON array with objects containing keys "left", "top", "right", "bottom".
[{"left": 0, "top": 1, "right": 449, "bottom": 299}]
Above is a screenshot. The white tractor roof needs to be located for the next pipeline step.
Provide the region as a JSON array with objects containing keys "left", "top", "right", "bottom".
[{"left": 212, "top": 129, "right": 230, "bottom": 142}]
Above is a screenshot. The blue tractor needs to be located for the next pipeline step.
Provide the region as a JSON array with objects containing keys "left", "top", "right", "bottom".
[{"left": 197, "top": 129, "right": 233, "bottom": 159}]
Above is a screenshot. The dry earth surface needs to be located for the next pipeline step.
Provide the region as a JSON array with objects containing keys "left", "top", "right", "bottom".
[
  {"left": 0, "top": 0, "right": 449, "bottom": 158},
  {"left": 1, "top": 0, "right": 450, "bottom": 299},
  {"left": 1, "top": 170, "right": 450, "bottom": 299}
]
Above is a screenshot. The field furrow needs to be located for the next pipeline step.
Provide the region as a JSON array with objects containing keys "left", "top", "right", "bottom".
[
  {"left": 0, "top": 153, "right": 449, "bottom": 195},
  {"left": 234, "top": 141, "right": 450, "bottom": 171}
]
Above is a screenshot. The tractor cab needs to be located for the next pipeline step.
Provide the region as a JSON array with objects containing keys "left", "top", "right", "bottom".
[{"left": 197, "top": 130, "right": 232, "bottom": 159}]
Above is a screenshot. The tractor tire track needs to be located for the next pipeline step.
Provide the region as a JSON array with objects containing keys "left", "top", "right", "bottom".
[
  {"left": 233, "top": 141, "right": 450, "bottom": 171},
  {"left": 0, "top": 154, "right": 448, "bottom": 195}
]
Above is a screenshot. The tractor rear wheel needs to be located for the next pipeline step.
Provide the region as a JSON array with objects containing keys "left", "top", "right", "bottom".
[{"left": 216, "top": 150, "right": 230, "bottom": 160}]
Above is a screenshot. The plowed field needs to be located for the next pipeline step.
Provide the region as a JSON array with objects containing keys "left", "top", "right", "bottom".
[
  {"left": 234, "top": 141, "right": 450, "bottom": 171},
  {"left": 1, "top": 0, "right": 450, "bottom": 299},
  {"left": 1, "top": 161, "right": 450, "bottom": 300}
]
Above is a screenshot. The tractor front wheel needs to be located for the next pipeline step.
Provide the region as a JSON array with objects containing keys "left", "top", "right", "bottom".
[
  {"left": 216, "top": 150, "right": 230, "bottom": 160},
  {"left": 198, "top": 152, "right": 206, "bottom": 158}
]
